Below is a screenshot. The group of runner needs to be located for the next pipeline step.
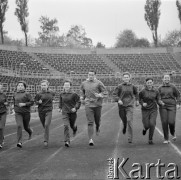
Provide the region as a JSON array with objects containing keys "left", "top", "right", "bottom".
[{"left": 0, "top": 70, "right": 180, "bottom": 149}]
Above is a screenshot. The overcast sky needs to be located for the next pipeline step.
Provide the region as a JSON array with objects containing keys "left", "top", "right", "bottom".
[{"left": 4, "top": 0, "right": 181, "bottom": 47}]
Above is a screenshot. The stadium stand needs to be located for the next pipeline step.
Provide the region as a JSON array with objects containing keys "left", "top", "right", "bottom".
[{"left": 0, "top": 46, "right": 181, "bottom": 109}]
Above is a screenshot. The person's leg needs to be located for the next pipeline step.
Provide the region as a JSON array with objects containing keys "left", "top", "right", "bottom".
[
  {"left": 39, "top": 112, "right": 45, "bottom": 128},
  {"left": 148, "top": 110, "right": 157, "bottom": 144},
  {"left": 22, "top": 113, "right": 32, "bottom": 139},
  {"left": 94, "top": 106, "right": 102, "bottom": 135},
  {"left": 62, "top": 113, "right": 70, "bottom": 144},
  {"left": 0, "top": 113, "right": 6, "bottom": 146},
  {"left": 159, "top": 108, "right": 169, "bottom": 142},
  {"left": 126, "top": 106, "right": 133, "bottom": 143},
  {"left": 142, "top": 110, "right": 150, "bottom": 135},
  {"left": 15, "top": 113, "right": 24, "bottom": 146},
  {"left": 69, "top": 113, "right": 77, "bottom": 136},
  {"left": 167, "top": 106, "right": 176, "bottom": 139},
  {"left": 118, "top": 107, "right": 127, "bottom": 134},
  {"left": 44, "top": 111, "right": 52, "bottom": 144},
  {"left": 85, "top": 106, "right": 95, "bottom": 145}
]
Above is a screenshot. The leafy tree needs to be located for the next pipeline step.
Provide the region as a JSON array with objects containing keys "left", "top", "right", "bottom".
[
  {"left": 115, "top": 29, "right": 137, "bottom": 48},
  {"left": 66, "top": 25, "right": 93, "bottom": 48},
  {"left": 145, "top": 0, "right": 161, "bottom": 47},
  {"left": 15, "top": 0, "right": 29, "bottom": 46},
  {"left": 134, "top": 38, "right": 150, "bottom": 47},
  {"left": 96, "top": 42, "right": 105, "bottom": 48},
  {"left": 176, "top": 0, "right": 181, "bottom": 26},
  {"left": 37, "top": 16, "right": 59, "bottom": 46},
  {"left": 0, "top": 0, "right": 8, "bottom": 44},
  {"left": 162, "top": 30, "right": 181, "bottom": 47}
]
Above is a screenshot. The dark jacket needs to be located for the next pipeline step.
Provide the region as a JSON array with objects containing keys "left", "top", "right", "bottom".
[
  {"left": 59, "top": 90, "right": 81, "bottom": 114},
  {"left": 158, "top": 83, "right": 181, "bottom": 107},
  {"left": 112, "top": 82, "right": 139, "bottom": 107},
  {"left": 139, "top": 86, "right": 161, "bottom": 110},
  {"left": 13, "top": 90, "right": 34, "bottom": 113},
  {"left": 35, "top": 90, "right": 55, "bottom": 113},
  {"left": 0, "top": 92, "right": 8, "bottom": 114}
]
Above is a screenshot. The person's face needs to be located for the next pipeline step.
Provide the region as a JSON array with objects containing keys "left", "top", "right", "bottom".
[
  {"left": 122, "top": 74, "right": 130, "bottom": 83},
  {"left": 63, "top": 82, "right": 71, "bottom": 92},
  {"left": 41, "top": 82, "right": 48, "bottom": 91},
  {"left": 163, "top": 75, "right": 170, "bottom": 84},
  {"left": 146, "top": 79, "right": 153, "bottom": 89},
  {"left": 88, "top": 72, "right": 95, "bottom": 81},
  {"left": 17, "top": 83, "right": 25, "bottom": 91}
]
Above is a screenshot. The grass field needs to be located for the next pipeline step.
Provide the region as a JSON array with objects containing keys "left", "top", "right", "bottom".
[{"left": 0, "top": 103, "right": 181, "bottom": 180}]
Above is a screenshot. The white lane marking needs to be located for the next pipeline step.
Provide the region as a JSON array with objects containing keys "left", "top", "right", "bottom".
[
  {"left": 156, "top": 127, "right": 181, "bottom": 157},
  {"left": 21, "top": 105, "right": 117, "bottom": 179}
]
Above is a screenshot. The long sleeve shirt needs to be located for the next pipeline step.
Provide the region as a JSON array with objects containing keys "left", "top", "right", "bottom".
[
  {"left": 0, "top": 92, "right": 8, "bottom": 114},
  {"left": 59, "top": 91, "right": 81, "bottom": 114},
  {"left": 35, "top": 90, "right": 55, "bottom": 113},
  {"left": 80, "top": 78, "right": 108, "bottom": 107},
  {"left": 112, "top": 82, "right": 138, "bottom": 107},
  {"left": 158, "top": 83, "right": 181, "bottom": 107},
  {"left": 13, "top": 90, "right": 34, "bottom": 113},
  {"left": 139, "top": 86, "right": 161, "bottom": 110}
]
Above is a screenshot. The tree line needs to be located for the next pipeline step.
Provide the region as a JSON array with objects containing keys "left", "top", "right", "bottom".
[{"left": 0, "top": 0, "right": 181, "bottom": 48}]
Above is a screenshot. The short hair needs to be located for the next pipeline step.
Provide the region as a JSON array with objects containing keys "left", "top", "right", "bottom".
[
  {"left": 17, "top": 81, "right": 27, "bottom": 89},
  {"left": 163, "top": 74, "right": 170, "bottom": 79},
  {"left": 41, "top": 80, "right": 49, "bottom": 86},
  {"left": 122, "top": 72, "right": 131, "bottom": 77},
  {"left": 88, "top": 70, "right": 96, "bottom": 75},
  {"left": 63, "top": 80, "right": 72, "bottom": 86},
  {"left": 145, "top": 77, "right": 153, "bottom": 82}
]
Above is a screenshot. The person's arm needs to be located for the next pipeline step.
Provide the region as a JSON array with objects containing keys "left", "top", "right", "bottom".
[
  {"left": 25, "top": 93, "right": 34, "bottom": 106},
  {"left": 74, "top": 93, "right": 81, "bottom": 110},
  {"left": 112, "top": 85, "right": 121, "bottom": 102},
  {"left": 173, "top": 85, "right": 181, "bottom": 105},
  {"left": 59, "top": 94, "right": 62, "bottom": 109},
  {"left": 4, "top": 94, "right": 8, "bottom": 106},
  {"left": 138, "top": 90, "right": 144, "bottom": 106},
  {"left": 80, "top": 83, "right": 85, "bottom": 100},
  {"left": 97, "top": 81, "right": 108, "bottom": 98}
]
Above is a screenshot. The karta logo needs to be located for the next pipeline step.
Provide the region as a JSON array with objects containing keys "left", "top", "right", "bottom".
[{"left": 107, "top": 158, "right": 180, "bottom": 179}]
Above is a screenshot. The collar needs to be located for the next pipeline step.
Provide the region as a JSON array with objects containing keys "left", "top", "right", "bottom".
[
  {"left": 162, "top": 82, "right": 171, "bottom": 87},
  {"left": 122, "top": 82, "right": 131, "bottom": 85},
  {"left": 145, "top": 86, "right": 154, "bottom": 91},
  {"left": 87, "top": 78, "right": 97, "bottom": 82},
  {"left": 17, "top": 90, "right": 25, "bottom": 93}
]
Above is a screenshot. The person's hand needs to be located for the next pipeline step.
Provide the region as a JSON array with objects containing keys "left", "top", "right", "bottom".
[
  {"left": 143, "top": 103, "right": 147, "bottom": 107},
  {"left": 59, "top": 109, "right": 62, "bottom": 113},
  {"left": 118, "top": 100, "right": 123, "bottom": 105},
  {"left": 19, "top": 103, "right": 26, "bottom": 107},
  {"left": 94, "top": 93, "right": 103, "bottom": 98},
  {"left": 39, "top": 99, "right": 42, "bottom": 104},
  {"left": 161, "top": 101, "right": 165, "bottom": 106},
  {"left": 4, "top": 102, "right": 8, "bottom": 106},
  {"left": 135, "top": 101, "right": 139, "bottom": 107},
  {"left": 71, "top": 108, "right": 76, "bottom": 112},
  {"left": 176, "top": 104, "right": 180, "bottom": 109}
]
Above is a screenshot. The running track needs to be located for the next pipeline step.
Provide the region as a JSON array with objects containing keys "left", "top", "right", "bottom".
[{"left": 0, "top": 103, "right": 181, "bottom": 180}]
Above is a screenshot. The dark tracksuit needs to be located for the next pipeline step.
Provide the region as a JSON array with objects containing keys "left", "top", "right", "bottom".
[
  {"left": 0, "top": 92, "right": 8, "bottom": 145},
  {"left": 158, "top": 83, "right": 181, "bottom": 141},
  {"left": 113, "top": 82, "right": 139, "bottom": 142},
  {"left": 139, "top": 87, "right": 161, "bottom": 141},
  {"left": 13, "top": 91, "right": 34, "bottom": 143},
  {"left": 59, "top": 90, "right": 81, "bottom": 143},
  {"left": 80, "top": 78, "right": 108, "bottom": 139},
  {"left": 35, "top": 90, "right": 55, "bottom": 143}
]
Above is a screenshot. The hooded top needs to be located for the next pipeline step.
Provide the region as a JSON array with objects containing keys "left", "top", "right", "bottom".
[
  {"left": 13, "top": 90, "right": 34, "bottom": 113},
  {"left": 59, "top": 89, "right": 81, "bottom": 114},
  {"left": 80, "top": 78, "right": 108, "bottom": 107},
  {"left": 112, "top": 82, "right": 138, "bottom": 107},
  {"left": 158, "top": 83, "right": 181, "bottom": 107},
  {"left": 35, "top": 89, "right": 55, "bottom": 112},
  {"left": 139, "top": 86, "right": 161, "bottom": 110}
]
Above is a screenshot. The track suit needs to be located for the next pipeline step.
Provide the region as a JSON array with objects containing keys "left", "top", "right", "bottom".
[
  {"left": 59, "top": 90, "right": 81, "bottom": 143},
  {"left": 139, "top": 86, "right": 161, "bottom": 141},
  {"left": 80, "top": 78, "right": 108, "bottom": 139},
  {"left": 35, "top": 90, "right": 55, "bottom": 143},
  {"left": 0, "top": 92, "right": 8, "bottom": 145},
  {"left": 113, "top": 82, "right": 138, "bottom": 142},
  {"left": 13, "top": 90, "right": 34, "bottom": 144},
  {"left": 158, "top": 83, "right": 181, "bottom": 141}
]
